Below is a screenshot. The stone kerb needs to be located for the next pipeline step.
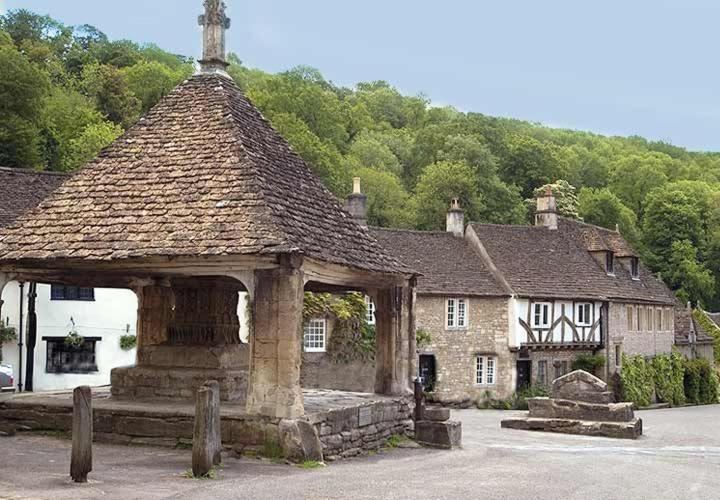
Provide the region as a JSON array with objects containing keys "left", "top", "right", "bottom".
[
  {"left": 551, "top": 370, "right": 614, "bottom": 404},
  {"left": 527, "top": 398, "right": 635, "bottom": 423}
]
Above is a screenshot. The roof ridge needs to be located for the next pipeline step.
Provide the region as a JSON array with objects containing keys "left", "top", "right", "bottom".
[
  {"left": 369, "top": 226, "right": 456, "bottom": 236},
  {"left": 0, "top": 167, "right": 70, "bottom": 177}
]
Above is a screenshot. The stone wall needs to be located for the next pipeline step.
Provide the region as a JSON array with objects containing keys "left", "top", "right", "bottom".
[
  {"left": 607, "top": 302, "right": 674, "bottom": 377},
  {"left": 527, "top": 349, "right": 597, "bottom": 385},
  {"left": 301, "top": 353, "right": 375, "bottom": 393},
  {"left": 417, "top": 296, "right": 513, "bottom": 404}
]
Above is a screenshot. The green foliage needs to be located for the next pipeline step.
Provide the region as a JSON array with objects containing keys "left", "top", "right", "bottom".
[
  {"left": 649, "top": 353, "right": 686, "bottom": 406},
  {"left": 303, "top": 292, "right": 375, "bottom": 362},
  {"left": 261, "top": 439, "right": 283, "bottom": 460},
  {"left": 182, "top": 467, "right": 218, "bottom": 480},
  {"left": 415, "top": 328, "right": 432, "bottom": 349},
  {"left": 528, "top": 180, "right": 580, "bottom": 221},
  {"left": 0, "top": 319, "right": 18, "bottom": 364},
  {"left": 505, "top": 385, "right": 550, "bottom": 411},
  {"left": 119, "top": 334, "right": 137, "bottom": 351},
  {"left": 297, "top": 460, "right": 324, "bottom": 469},
  {"left": 570, "top": 354, "right": 606, "bottom": 375},
  {"left": 692, "top": 310, "right": 720, "bottom": 364},
  {"left": 414, "top": 161, "right": 482, "bottom": 230},
  {"left": 619, "top": 354, "right": 654, "bottom": 407},
  {"left": 578, "top": 188, "right": 640, "bottom": 247},
  {"left": 64, "top": 329, "right": 84, "bottom": 347}
]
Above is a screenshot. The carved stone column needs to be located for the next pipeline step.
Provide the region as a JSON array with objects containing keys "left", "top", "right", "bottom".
[
  {"left": 136, "top": 285, "right": 174, "bottom": 348},
  {"left": 375, "top": 282, "right": 415, "bottom": 396},
  {"left": 246, "top": 257, "right": 304, "bottom": 418}
]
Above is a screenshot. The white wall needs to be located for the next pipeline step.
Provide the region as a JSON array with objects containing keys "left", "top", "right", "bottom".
[
  {"left": 1, "top": 282, "right": 137, "bottom": 392},
  {"left": 511, "top": 298, "right": 603, "bottom": 347}
]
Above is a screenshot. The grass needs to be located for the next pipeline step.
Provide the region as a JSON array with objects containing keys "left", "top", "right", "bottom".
[
  {"left": 26, "top": 429, "right": 71, "bottom": 440},
  {"left": 261, "top": 439, "right": 283, "bottom": 460},
  {"left": 181, "top": 467, "right": 218, "bottom": 480},
  {"left": 297, "top": 460, "right": 324, "bottom": 470}
]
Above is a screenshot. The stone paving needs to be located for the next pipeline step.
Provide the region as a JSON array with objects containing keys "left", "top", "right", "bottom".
[{"left": 1, "top": 405, "right": 720, "bottom": 499}]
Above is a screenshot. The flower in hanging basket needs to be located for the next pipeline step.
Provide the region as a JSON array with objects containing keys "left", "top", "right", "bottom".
[{"left": 65, "top": 330, "right": 85, "bottom": 347}]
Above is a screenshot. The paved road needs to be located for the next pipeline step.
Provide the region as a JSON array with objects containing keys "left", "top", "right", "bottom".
[{"left": 1, "top": 406, "right": 719, "bottom": 500}]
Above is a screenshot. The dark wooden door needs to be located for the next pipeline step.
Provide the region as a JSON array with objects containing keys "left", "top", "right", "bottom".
[
  {"left": 516, "top": 360, "right": 532, "bottom": 390},
  {"left": 418, "top": 354, "right": 436, "bottom": 392}
]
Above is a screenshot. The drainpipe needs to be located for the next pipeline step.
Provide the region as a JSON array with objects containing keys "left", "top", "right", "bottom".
[
  {"left": 25, "top": 283, "right": 37, "bottom": 392},
  {"left": 17, "top": 282, "right": 24, "bottom": 393}
]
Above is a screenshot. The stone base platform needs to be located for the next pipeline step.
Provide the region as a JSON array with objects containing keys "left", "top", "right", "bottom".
[
  {"left": 0, "top": 388, "right": 412, "bottom": 461},
  {"left": 500, "top": 416, "right": 643, "bottom": 440}
]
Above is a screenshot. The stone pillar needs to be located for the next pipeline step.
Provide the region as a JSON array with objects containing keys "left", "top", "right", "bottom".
[
  {"left": 246, "top": 257, "right": 305, "bottom": 418},
  {"left": 375, "top": 283, "right": 414, "bottom": 395},
  {"left": 136, "top": 285, "right": 174, "bottom": 348}
]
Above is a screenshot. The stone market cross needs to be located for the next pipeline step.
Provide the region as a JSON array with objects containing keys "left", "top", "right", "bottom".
[{"left": 0, "top": 0, "right": 417, "bottom": 420}]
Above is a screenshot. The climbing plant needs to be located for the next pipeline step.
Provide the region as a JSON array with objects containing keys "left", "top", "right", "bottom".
[
  {"left": 303, "top": 292, "right": 375, "bottom": 362},
  {"left": 620, "top": 354, "right": 654, "bottom": 407},
  {"left": 650, "top": 353, "right": 685, "bottom": 406},
  {"left": 692, "top": 310, "right": 720, "bottom": 364},
  {"left": 570, "top": 354, "right": 605, "bottom": 375},
  {"left": 0, "top": 319, "right": 17, "bottom": 364}
]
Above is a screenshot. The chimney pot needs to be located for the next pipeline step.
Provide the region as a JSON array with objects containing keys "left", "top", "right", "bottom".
[
  {"left": 353, "top": 177, "right": 362, "bottom": 195},
  {"left": 345, "top": 177, "right": 367, "bottom": 227}
]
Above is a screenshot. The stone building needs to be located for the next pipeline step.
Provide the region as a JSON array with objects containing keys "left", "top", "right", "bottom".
[{"left": 675, "top": 306, "right": 716, "bottom": 363}]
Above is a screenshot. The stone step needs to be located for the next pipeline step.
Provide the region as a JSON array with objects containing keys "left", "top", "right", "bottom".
[
  {"left": 528, "top": 397, "right": 635, "bottom": 422},
  {"left": 501, "top": 416, "right": 642, "bottom": 439}
]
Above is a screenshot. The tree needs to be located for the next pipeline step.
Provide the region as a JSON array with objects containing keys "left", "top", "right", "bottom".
[
  {"left": 0, "top": 38, "right": 49, "bottom": 167},
  {"left": 121, "top": 60, "right": 191, "bottom": 113},
  {"left": 413, "top": 161, "right": 482, "bottom": 230},
  {"left": 609, "top": 153, "right": 672, "bottom": 215},
  {"left": 348, "top": 131, "right": 402, "bottom": 176},
  {"left": 578, "top": 188, "right": 640, "bottom": 247},
  {"left": 665, "top": 240, "right": 715, "bottom": 306},
  {"left": 80, "top": 62, "right": 141, "bottom": 127},
  {"left": 499, "top": 134, "right": 568, "bottom": 198},
  {"left": 527, "top": 180, "right": 580, "bottom": 220},
  {"left": 61, "top": 121, "right": 123, "bottom": 171}
]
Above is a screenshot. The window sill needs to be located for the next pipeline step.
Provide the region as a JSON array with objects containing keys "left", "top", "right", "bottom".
[
  {"left": 50, "top": 298, "right": 96, "bottom": 302},
  {"left": 475, "top": 383, "right": 496, "bottom": 387},
  {"left": 304, "top": 349, "right": 326, "bottom": 353},
  {"left": 445, "top": 327, "right": 469, "bottom": 331}
]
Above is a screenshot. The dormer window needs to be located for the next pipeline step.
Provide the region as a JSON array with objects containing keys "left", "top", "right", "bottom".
[
  {"left": 606, "top": 252, "right": 615, "bottom": 275},
  {"left": 630, "top": 257, "right": 640, "bottom": 279}
]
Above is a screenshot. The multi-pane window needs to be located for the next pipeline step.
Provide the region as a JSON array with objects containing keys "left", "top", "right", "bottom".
[
  {"left": 631, "top": 257, "right": 640, "bottom": 279},
  {"left": 637, "top": 306, "right": 644, "bottom": 331},
  {"left": 606, "top": 252, "right": 615, "bottom": 274},
  {"left": 44, "top": 336, "right": 99, "bottom": 373},
  {"left": 365, "top": 296, "right": 375, "bottom": 325},
  {"left": 627, "top": 305, "right": 635, "bottom": 331},
  {"left": 447, "top": 299, "right": 468, "bottom": 328},
  {"left": 50, "top": 285, "right": 95, "bottom": 301},
  {"left": 576, "top": 303, "right": 592, "bottom": 326},
  {"left": 475, "top": 355, "right": 496, "bottom": 385},
  {"left": 646, "top": 307, "right": 654, "bottom": 332},
  {"left": 303, "top": 319, "right": 326, "bottom": 352},
  {"left": 537, "top": 360, "right": 548, "bottom": 386},
  {"left": 554, "top": 360, "right": 569, "bottom": 379},
  {"left": 532, "top": 303, "right": 551, "bottom": 328},
  {"left": 664, "top": 308, "right": 672, "bottom": 330},
  {"left": 656, "top": 309, "right": 663, "bottom": 331}
]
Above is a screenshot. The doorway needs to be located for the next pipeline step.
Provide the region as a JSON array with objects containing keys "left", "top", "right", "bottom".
[
  {"left": 516, "top": 360, "right": 532, "bottom": 390},
  {"left": 418, "top": 354, "right": 436, "bottom": 392}
]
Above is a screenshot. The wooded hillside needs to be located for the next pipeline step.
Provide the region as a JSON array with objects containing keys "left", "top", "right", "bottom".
[{"left": 2, "top": 9, "right": 720, "bottom": 308}]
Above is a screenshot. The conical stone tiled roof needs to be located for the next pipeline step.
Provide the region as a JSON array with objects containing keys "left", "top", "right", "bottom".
[{"left": 0, "top": 73, "right": 409, "bottom": 275}]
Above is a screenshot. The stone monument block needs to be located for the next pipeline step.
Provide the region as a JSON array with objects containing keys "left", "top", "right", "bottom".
[
  {"left": 551, "top": 370, "right": 614, "bottom": 404},
  {"left": 415, "top": 420, "right": 462, "bottom": 449}
]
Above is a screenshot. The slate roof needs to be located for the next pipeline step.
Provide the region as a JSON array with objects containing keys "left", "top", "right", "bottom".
[
  {"left": 0, "top": 168, "right": 68, "bottom": 228},
  {"left": 0, "top": 73, "right": 409, "bottom": 275},
  {"left": 470, "top": 218, "right": 675, "bottom": 304},
  {"left": 675, "top": 307, "right": 715, "bottom": 345},
  {"left": 370, "top": 228, "right": 509, "bottom": 297}
]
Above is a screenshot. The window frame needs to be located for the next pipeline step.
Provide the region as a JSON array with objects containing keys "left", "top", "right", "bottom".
[
  {"left": 475, "top": 355, "right": 497, "bottom": 386},
  {"left": 446, "top": 298, "right": 469, "bottom": 329},
  {"left": 365, "top": 296, "right": 376, "bottom": 326},
  {"left": 531, "top": 302, "right": 552, "bottom": 329},
  {"left": 537, "top": 360, "right": 548, "bottom": 386},
  {"left": 575, "top": 303, "right": 592, "bottom": 327},
  {"left": 50, "top": 285, "right": 96, "bottom": 302},
  {"left": 630, "top": 257, "right": 640, "bottom": 279},
  {"left": 606, "top": 252, "right": 615, "bottom": 275},
  {"left": 627, "top": 305, "right": 635, "bottom": 331},
  {"left": 303, "top": 318, "right": 327, "bottom": 353},
  {"left": 43, "top": 336, "right": 100, "bottom": 374},
  {"left": 554, "top": 360, "right": 569, "bottom": 380}
]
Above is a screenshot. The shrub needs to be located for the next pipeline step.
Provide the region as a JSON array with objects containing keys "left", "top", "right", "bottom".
[
  {"left": 571, "top": 354, "right": 606, "bottom": 375},
  {"left": 697, "top": 359, "right": 719, "bottom": 404},
  {"left": 620, "top": 354, "right": 654, "bottom": 407},
  {"left": 507, "top": 385, "right": 549, "bottom": 410},
  {"left": 650, "top": 353, "right": 685, "bottom": 406},
  {"left": 683, "top": 359, "right": 702, "bottom": 404},
  {"left": 119, "top": 335, "right": 137, "bottom": 350}
]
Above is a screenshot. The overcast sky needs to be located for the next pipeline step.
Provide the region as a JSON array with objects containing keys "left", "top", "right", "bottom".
[{"left": 5, "top": 0, "right": 720, "bottom": 151}]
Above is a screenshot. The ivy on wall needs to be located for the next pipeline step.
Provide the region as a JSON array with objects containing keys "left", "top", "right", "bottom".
[
  {"left": 692, "top": 309, "right": 720, "bottom": 364},
  {"left": 620, "top": 354, "right": 655, "bottom": 407},
  {"left": 303, "top": 292, "right": 375, "bottom": 363}
]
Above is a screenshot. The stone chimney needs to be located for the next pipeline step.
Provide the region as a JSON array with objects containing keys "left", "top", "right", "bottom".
[
  {"left": 446, "top": 199, "right": 465, "bottom": 237},
  {"left": 345, "top": 177, "right": 367, "bottom": 227},
  {"left": 535, "top": 186, "right": 558, "bottom": 230},
  {"left": 198, "top": 0, "right": 231, "bottom": 73}
]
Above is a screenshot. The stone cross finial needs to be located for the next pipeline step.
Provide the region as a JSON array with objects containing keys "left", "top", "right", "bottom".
[{"left": 198, "top": 0, "right": 231, "bottom": 72}]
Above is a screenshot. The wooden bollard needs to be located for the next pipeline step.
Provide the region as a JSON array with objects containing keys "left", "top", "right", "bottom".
[
  {"left": 414, "top": 378, "right": 425, "bottom": 422},
  {"left": 192, "top": 381, "right": 221, "bottom": 477},
  {"left": 70, "top": 386, "right": 93, "bottom": 483}
]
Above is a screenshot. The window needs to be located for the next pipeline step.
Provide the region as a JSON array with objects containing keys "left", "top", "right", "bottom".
[
  {"left": 627, "top": 305, "right": 635, "bottom": 331},
  {"left": 475, "top": 355, "right": 496, "bottom": 385},
  {"left": 656, "top": 309, "right": 663, "bottom": 331},
  {"left": 365, "top": 296, "right": 375, "bottom": 325},
  {"left": 537, "top": 360, "right": 548, "bottom": 386},
  {"left": 576, "top": 303, "right": 592, "bottom": 326},
  {"left": 554, "top": 360, "right": 569, "bottom": 379},
  {"left": 50, "top": 285, "right": 95, "bottom": 301},
  {"left": 637, "top": 306, "right": 644, "bottom": 331},
  {"left": 606, "top": 252, "right": 615, "bottom": 274},
  {"left": 646, "top": 307, "right": 654, "bottom": 332},
  {"left": 664, "top": 308, "right": 672, "bottom": 330},
  {"left": 44, "top": 336, "right": 99, "bottom": 374},
  {"left": 303, "top": 319, "right": 326, "bottom": 352},
  {"left": 630, "top": 257, "right": 640, "bottom": 279},
  {"left": 447, "top": 298, "right": 468, "bottom": 328},
  {"left": 531, "top": 302, "right": 551, "bottom": 328},
  {"left": 615, "top": 345, "right": 622, "bottom": 367}
]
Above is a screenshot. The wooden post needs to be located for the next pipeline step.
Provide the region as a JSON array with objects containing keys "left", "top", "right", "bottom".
[
  {"left": 70, "top": 386, "right": 92, "bottom": 483},
  {"left": 192, "top": 381, "right": 221, "bottom": 477}
]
